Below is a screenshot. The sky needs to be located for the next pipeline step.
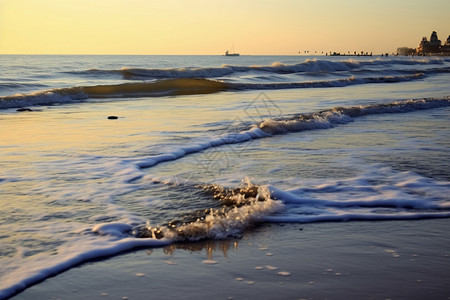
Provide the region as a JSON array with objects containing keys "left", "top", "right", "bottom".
[{"left": 1, "top": 0, "right": 450, "bottom": 55}]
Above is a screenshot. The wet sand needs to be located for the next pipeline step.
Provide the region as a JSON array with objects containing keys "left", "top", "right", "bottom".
[{"left": 12, "top": 219, "right": 450, "bottom": 300}]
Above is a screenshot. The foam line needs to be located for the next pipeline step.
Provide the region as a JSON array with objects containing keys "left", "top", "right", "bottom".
[
  {"left": 229, "top": 73, "right": 426, "bottom": 90},
  {"left": 0, "top": 74, "right": 430, "bottom": 109},
  {"left": 263, "top": 212, "right": 450, "bottom": 223},
  {"left": 269, "top": 187, "right": 448, "bottom": 209},
  {"left": 70, "top": 58, "right": 447, "bottom": 79},
  {"left": 0, "top": 79, "right": 227, "bottom": 109},
  {"left": 135, "top": 97, "right": 450, "bottom": 169},
  {"left": 0, "top": 236, "right": 170, "bottom": 300}
]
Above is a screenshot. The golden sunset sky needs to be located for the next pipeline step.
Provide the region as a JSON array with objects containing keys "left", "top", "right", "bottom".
[{"left": 1, "top": 0, "right": 449, "bottom": 55}]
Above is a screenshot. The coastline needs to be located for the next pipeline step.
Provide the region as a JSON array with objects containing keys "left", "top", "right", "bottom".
[
  {"left": 1, "top": 55, "right": 449, "bottom": 300},
  {"left": 12, "top": 219, "right": 450, "bottom": 300}
]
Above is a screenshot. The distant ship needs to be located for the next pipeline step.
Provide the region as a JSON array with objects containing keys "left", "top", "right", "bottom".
[{"left": 224, "top": 50, "right": 240, "bottom": 56}]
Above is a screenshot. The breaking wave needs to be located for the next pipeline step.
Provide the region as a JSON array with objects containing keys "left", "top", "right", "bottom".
[
  {"left": 257, "top": 96, "right": 450, "bottom": 134},
  {"left": 0, "top": 87, "right": 88, "bottom": 109},
  {"left": 130, "top": 178, "right": 283, "bottom": 241},
  {"left": 134, "top": 96, "right": 450, "bottom": 169},
  {"left": 264, "top": 167, "right": 450, "bottom": 224},
  {"left": 0, "top": 79, "right": 227, "bottom": 109},
  {"left": 68, "top": 58, "right": 448, "bottom": 79},
  {"left": 121, "top": 66, "right": 234, "bottom": 79},
  {"left": 0, "top": 74, "right": 428, "bottom": 109},
  {"left": 229, "top": 73, "right": 425, "bottom": 90},
  {"left": 106, "top": 165, "right": 450, "bottom": 243}
]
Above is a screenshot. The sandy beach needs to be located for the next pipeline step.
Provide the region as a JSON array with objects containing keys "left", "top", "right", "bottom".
[{"left": 12, "top": 219, "right": 450, "bottom": 300}]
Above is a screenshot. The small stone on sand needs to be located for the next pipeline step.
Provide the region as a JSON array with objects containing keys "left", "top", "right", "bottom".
[
  {"left": 17, "top": 108, "right": 33, "bottom": 112},
  {"left": 254, "top": 266, "right": 264, "bottom": 270},
  {"left": 165, "top": 260, "right": 177, "bottom": 265},
  {"left": 136, "top": 273, "right": 145, "bottom": 277}
]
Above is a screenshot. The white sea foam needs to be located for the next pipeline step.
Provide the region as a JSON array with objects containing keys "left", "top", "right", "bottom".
[
  {"left": 0, "top": 174, "right": 284, "bottom": 299},
  {"left": 121, "top": 58, "right": 446, "bottom": 78},
  {"left": 135, "top": 127, "right": 268, "bottom": 169},
  {"left": 135, "top": 97, "right": 450, "bottom": 169},
  {"left": 92, "top": 222, "right": 133, "bottom": 237},
  {"left": 133, "top": 179, "right": 284, "bottom": 241},
  {"left": 0, "top": 72, "right": 439, "bottom": 109},
  {"left": 263, "top": 166, "right": 450, "bottom": 223},
  {"left": 229, "top": 73, "right": 426, "bottom": 90},
  {"left": 0, "top": 233, "right": 170, "bottom": 300},
  {"left": 2, "top": 164, "right": 447, "bottom": 299},
  {"left": 121, "top": 66, "right": 234, "bottom": 78},
  {"left": 0, "top": 88, "right": 88, "bottom": 109}
]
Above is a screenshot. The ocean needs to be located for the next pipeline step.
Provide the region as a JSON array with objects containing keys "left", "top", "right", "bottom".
[{"left": 1, "top": 55, "right": 449, "bottom": 299}]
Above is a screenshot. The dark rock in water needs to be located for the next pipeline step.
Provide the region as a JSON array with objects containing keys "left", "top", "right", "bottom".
[
  {"left": 107, "top": 116, "right": 119, "bottom": 119},
  {"left": 17, "top": 108, "right": 33, "bottom": 112}
]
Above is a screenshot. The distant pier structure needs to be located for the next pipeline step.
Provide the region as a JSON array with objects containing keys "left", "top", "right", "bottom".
[
  {"left": 299, "top": 50, "right": 372, "bottom": 56},
  {"left": 328, "top": 51, "right": 372, "bottom": 57}
]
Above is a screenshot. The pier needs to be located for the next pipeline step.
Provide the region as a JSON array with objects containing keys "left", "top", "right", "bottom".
[
  {"left": 298, "top": 50, "right": 374, "bottom": 56},
  {"left": 328, "top": 51, "right": 372, "bottom": 57}
]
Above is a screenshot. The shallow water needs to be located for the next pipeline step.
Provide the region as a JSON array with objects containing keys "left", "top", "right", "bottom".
[{"left": 1, "top": 55, "right": 449, "bottom": 298}]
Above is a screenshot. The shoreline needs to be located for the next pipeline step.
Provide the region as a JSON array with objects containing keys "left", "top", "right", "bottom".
[{"left": 11, "top": 219, "right": 450, "bottom": 300}]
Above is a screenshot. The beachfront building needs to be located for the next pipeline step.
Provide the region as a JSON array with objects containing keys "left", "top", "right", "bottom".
[
  {"left": 417, "top": 31, "right": 450, "bottom": 55},
  {"left": 442, "top": 35, "right": 450, "bottom": 52}
]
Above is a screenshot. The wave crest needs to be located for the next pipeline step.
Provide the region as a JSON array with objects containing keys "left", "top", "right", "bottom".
[
  {"left": 258, "top": 97, "right": 450, "bottom": 134},
  {"left": 121, "top": 66, "right": 234, "bottom": 79},
  {"left": 82, "top": 78, "right": 227, "bottom": 98},
  {"left": 0, "top": 74, "right": 442, "bottom": 110},
  {"left": 0, "top": 87, "right": 88, "bottom": 109},
  {"left": 0, "top": 79, "right": 227, "bottom": 109},
  {"left": 65, "top": 58, "right": 447, "bottom": 80},
  {"left": 230, "top": 73, "right": 426, "bottom": 90},
  {"left": 134, "top": 97, "right": 450, "bottom": 170},
  {"left": 133, "top": 178, "right": 283, "bottom": 241}
]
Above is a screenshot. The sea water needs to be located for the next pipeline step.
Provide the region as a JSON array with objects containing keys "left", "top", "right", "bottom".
[{"left": 0, "top": 55, "right": 449, "bottom": 298}]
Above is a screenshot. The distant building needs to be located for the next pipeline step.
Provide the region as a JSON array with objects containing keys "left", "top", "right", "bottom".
[
  {"left": 417, "top": 31, "right": 450, "bottom": 55},
  {"left": 442, "top": 35, "right": 450, "bottom": 52}
]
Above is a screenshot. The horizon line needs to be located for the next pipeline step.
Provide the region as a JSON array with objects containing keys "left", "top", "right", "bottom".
[{"left": 0, "top": 53, "right": 397, "bottom": 56}]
